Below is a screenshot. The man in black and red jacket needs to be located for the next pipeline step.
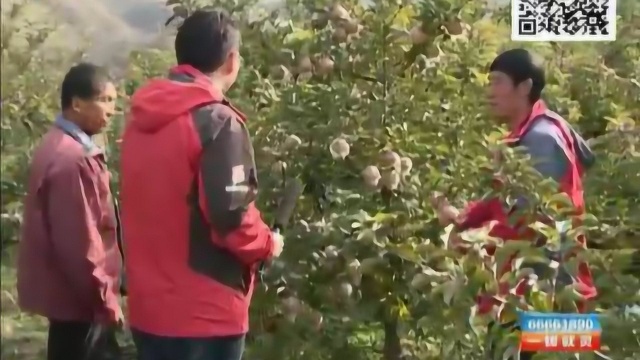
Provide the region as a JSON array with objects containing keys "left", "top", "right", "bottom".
[{"left": 120, "top": 9, "right": 284, "bottom": 360}]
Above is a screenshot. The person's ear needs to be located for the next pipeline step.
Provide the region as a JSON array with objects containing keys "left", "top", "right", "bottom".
[
  {"left": 518, "top": 78, "right": 533, "bottom": 99},
  {"left": 222, "top": 51, "right": 238, "bottom": 75},
  {"left": 71, "top": 96, "right": 83, "bottom": 113}
]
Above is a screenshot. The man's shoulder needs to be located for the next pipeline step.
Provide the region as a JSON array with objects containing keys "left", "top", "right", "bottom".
[
  {"left": 195, "top": 102, "right": 243, "bottom": 124},
  {"left": 524, "top": 116, "right": 565, "bottom": 146},
  {"left": 190, "top": 103, "right": 247, "bottom": 143},
  {"left": 35, "top": 128, "right": 98, "bottom": 179},
  {"left": 35, "top": 128, "right": 84, "bottom": 161}
]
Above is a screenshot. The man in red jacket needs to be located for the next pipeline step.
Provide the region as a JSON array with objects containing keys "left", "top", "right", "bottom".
[
  {"left": 120, "top": 9, "right": 283, "bottom": 360},
  {"left": 432, "top": 49, "right": 596, "bottom": 359},
  {"left": 17, "top": 63, "right": 123, "bottom": 360}
]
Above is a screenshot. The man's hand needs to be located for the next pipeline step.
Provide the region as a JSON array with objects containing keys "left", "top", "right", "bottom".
[
  {"left": 447, "top": 229, "right": 474, "bottom": 253},
  {"left": 430, "top": 192, "right": 460, "bottom": 226},
  {"left": 271, "top": 231, "right": 284, "bottom": 257},
  {"left": 437, "top": 205, "right": 460, "bottom": 226},
  {"left": 95, "top": 303, "right": 125, "bottom": 328},
  {"left": 115, "top": 305, "right": 125, "bottom": 329}
]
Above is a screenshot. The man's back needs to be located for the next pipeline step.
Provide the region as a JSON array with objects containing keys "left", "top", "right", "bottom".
[
  {"left": 121, "top": 66, "right": 274, "bottom": 338},
  {"left": 120, "top": 86, "right": 194, "bottom": 330}
]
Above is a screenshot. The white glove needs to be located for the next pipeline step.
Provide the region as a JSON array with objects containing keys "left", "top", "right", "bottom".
[{"left": 271, "top": 231, "right": 284, "bottom": 257}]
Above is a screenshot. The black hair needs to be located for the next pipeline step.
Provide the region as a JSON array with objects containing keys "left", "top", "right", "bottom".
[
  {"left": 174, "top": 9, "right": 241, "bottom": 74},
  {"left": 489, "top": 48, "right": 545, "bottom": 103},
  {"left": 60, "top": 62, "right": 110, "bottom": 110}
]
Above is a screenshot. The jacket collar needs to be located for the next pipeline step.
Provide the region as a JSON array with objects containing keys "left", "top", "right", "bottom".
[
  {"left": 505, "top": 100, "right": 548, "bottom": 141},
  {"left": 170, "top": 64, "right": 224, "bottom": 101},
  {"left": 54, "top": 114, "right": 102, "bottom": 156},
  {"left": 169, "top": 64, "right": 248, "bottom": 123}
]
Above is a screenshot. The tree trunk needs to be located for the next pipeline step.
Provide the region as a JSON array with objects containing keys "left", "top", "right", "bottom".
[{"left": 383, "top": 316, "right": 402, "bottom": 360}]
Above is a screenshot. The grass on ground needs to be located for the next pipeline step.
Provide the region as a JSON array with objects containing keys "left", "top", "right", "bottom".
[{"left": 1, "top": 262, "right": 48, "bottom": 360}]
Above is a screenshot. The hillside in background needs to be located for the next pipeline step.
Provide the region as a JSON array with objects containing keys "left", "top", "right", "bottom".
[
  {"left": 1, "top": 0, "right": 171, "bottom": 74},
  {"left": 2, "top": 0, "right": 512, "bottom": 73},
  {"left": 1, "top": 0, "right": 296, "bottom": 73}
]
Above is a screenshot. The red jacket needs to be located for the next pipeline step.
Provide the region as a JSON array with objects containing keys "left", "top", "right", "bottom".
[
  {"left": 455, "top": 101, "right": 596, "bottom": 314},
  {"left": 17, "top": 126, "right": 122, "bottom": 323},
  {"left": 120, "top": 65, "right": 274, "bottom": 337}
]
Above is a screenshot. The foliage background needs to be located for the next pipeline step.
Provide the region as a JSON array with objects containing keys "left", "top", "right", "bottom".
[{"left": 1, "top": 0, "right": 639, "bottom": 359}]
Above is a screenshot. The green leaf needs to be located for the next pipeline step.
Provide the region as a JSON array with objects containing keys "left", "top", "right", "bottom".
[
  {"left": 388, "top": 243, "right": 420, "bottom": 262},
  {"left": 545, "top": 192, "right": 574, "bottom": 209}
]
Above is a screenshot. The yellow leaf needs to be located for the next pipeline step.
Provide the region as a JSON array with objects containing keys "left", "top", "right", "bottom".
[
  {"left": 386, "top": 6, "right": 415, "bottom": 28},
  {"left": 283, "top": 29, "right": 314, "bottom": 44},
  {"left": 396, "top": 300, "right": 410, "bottom": 319},
  {"left": 370, "top": 212, "right": 396, "bottom": 223},
  {"left": 529, "top": 290, "right": 553, "bottom": 312},
  {"left": 567, "top": 105, "right": 582, "bottom": 122}
]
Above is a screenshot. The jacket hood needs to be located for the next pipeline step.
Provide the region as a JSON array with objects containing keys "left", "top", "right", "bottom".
[
  {"left": 128, "top": 65, "right": 224, "bottom": 133},
  {"left": 567, "top": 123, "right": 596, "bottom": 171}
]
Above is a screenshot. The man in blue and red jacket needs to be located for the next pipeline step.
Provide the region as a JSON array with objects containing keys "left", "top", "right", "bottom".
[
  {"left": 120, "top": 9, "right": 283, "bottom": 360},
  {"left": 433, "top": 49, "right": 596, "bottom": 359}
]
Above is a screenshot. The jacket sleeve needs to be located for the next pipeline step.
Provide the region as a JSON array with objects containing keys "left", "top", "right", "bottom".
[
  {"left": 47, "top": 160, "right": 119, "bottom": 322},
  {"left": 456, "top": 198, "right": 527, "bottom": 240},
  {"left": 198, "top": 111, "right": 274, "bottom": 265},
  {"left": 456, "top": 198, "right": 504, "bottom": 230}
]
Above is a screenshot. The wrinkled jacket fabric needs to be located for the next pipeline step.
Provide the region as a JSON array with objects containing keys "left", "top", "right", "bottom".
[
  {"left": 456, "top": 100, "right": 596, "bottom": 314},
  {"left": 120, "top": 65, "right": 274, "bottom": 337},
  {"left": 17, "top": 121, "right": 122, "bottom": 323}
]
